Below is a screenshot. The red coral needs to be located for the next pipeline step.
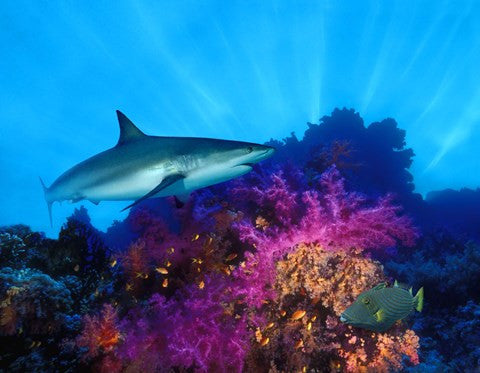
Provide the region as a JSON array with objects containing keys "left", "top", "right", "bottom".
[{"left": 77, "top": 304, "right": 120, "bottom": 359}]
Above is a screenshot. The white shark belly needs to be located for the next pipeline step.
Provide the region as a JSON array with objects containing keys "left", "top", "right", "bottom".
[
  {"left": 81, "top": 164, "right": 252, "bottom": 201},
  {"left": 82, "top": 169, "right": 164, "bottom": 201},
  {"left": 154, "top": 164, "right": 252, "bottom": 197}
]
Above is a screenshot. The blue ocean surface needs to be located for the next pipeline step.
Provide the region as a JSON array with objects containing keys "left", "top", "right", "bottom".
[{"left": 0, "top": 1, "right": 479, "bottom": 372}]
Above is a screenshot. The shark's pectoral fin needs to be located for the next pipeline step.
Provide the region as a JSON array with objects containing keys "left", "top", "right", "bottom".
[
  {"left": 71, "top": 196, "right": 84, "bottom": 203},
  {"left": 121, "top": 173, "right": 185, "bottom": 211},
  {"left": 89, "top": 200, "right": 100, "bottom": 205},
  {"left": 174, "top": 193, "right": 190, "bottom": 208}
]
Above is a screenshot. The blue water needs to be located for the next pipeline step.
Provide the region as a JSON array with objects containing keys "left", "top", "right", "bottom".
[{"left": 1, "top": 0, "right": 479, "bottom": 237}]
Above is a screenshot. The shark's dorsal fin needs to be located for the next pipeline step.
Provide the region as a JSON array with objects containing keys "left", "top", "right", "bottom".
[{"left": 116, "top": 110, "right": 147, "bottom": 146}]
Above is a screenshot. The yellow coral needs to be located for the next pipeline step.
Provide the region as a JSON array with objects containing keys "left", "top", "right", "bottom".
[{"left": 276, "top": 243, "right": 385, "bottom": 315}]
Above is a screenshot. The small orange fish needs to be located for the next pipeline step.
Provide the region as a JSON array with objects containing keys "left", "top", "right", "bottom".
[
  {"left": 126, "top": 283, "right": 133, "bottom": 291},
  {"left": 167, "top": 247, "right": 175, "bottom": 254},
  {"left": 165, "top": 260, "right": 172, "bottom": 267},
  {"left": 198, "top": 281, "right": 205, "bottom": 289},
  {"left": 225, "top": 253, "right": 237, "bottom": 262},
  {"left": 311, "top": 315, "right": 317, "bottom": 322},
  {"left": 155, "top": 267, "right": 168, "bottom": 275},
  {"left": 280, "top": 310, "right": 287, "bottom": 317},
  {"left": 260, "top": 337, "right": 270, "bottom": 346},
  {"left": 302, "top": 366, "right": 307, "bottom": 373},
  {"left": 265, "top": 322, "right": 275, "bottom": 330},
  {"left": 291, "top": 310, "right": 306, "bottom": 321},
  {"left": 307, "top": 322, "right": 312, "bottom": 331},
  {"left": 162, "top": 278, "right": 168, "bottom": 288},
  {"left": 295, "top": 339, "right": 304, "bottom": 349},
  {"left": 110, "top": 259, "right": 117, "bottom": 267},
  {"left": 192, "top": 234, "right": 200, "bottom": 241},
  {"left": 220, "top": 265, "right": 231, "bottom": 276}
]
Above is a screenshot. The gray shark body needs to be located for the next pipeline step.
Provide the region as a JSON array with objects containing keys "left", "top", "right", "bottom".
[{"left": 41, "top": 111, "right": 275, "bottom": 224}]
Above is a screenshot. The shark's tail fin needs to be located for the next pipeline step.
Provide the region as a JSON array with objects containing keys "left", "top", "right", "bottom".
[{"left": 39, "top": 177, "right": 53, "bottom": 227}]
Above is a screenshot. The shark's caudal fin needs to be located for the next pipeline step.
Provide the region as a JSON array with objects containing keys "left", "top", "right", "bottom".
[{"left": 39, "top": 177, "right": 53, "bottom": 227}]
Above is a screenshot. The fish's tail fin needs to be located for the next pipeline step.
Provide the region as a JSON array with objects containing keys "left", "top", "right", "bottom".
[
  {"left": 414, "top": 287, "right": 424, "bottom": 312},
  {"left": 39, "top": 177, "right": 53, "bottom": 227}
]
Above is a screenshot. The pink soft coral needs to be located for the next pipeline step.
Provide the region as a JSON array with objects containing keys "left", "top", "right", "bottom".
[
  {"left": 231, "top": 166, "right": 417, "bottom": 307},
  {"left": 118, "top": 276, "right": 250, "bottom": 372}
]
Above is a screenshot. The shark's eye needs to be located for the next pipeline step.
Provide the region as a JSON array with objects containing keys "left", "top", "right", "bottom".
[{"left": 246, "top": 146, "right": 253, "bottom": 154}]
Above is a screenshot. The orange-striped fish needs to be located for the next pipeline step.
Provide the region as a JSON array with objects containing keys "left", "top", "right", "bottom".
[{"left": 340, "top": 281, "right": 424, "bottom": 332}]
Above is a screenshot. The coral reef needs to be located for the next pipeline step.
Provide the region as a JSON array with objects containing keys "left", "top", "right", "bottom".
[
  {"left": 0, "top": 267, "right": 72, "bottom": 336},
  {"left": 242, "top": 243, "right": 419, "bottom": 372},
  {"left": 1, "top": 108, "right": 479, "bottom": 372}
]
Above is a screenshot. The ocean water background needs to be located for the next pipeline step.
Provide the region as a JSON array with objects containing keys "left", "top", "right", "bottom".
[
  {"left": 1, "top": 1, "right": 480, "bottom": 237},
  {"left": 2, "top": 3, "right": 480, "bottom": 372}
]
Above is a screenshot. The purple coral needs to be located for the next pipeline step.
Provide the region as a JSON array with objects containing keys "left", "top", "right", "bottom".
[{"left": 118, "top": 276, "right": 250, "bottom": 372}]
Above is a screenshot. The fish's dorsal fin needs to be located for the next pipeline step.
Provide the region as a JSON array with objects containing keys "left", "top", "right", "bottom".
[
  {"left": 394, "top": 280, "right": 399, "bottom": 287},
  {"left": 116, "top": 110, "right": 147, "bottom": 146},
  {"left": 372, "top": 283, "right": 387, "bottom": 291}
]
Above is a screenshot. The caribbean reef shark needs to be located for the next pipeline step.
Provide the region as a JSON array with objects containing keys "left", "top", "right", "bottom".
[{"left": 40, "top": 111, "right": 275, "bottom": 225}]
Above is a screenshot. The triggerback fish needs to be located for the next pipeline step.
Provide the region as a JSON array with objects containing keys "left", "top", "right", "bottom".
[{"left": 340, "top": 281, "right": 424, "bottom": 332}]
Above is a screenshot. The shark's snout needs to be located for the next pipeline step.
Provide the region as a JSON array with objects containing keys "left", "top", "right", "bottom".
[
  {"left": 257, "top": 145, "right": 275, "bottom": 161},
  {"left": 263, "top": 146, "right": 275, "bottom": 156}
]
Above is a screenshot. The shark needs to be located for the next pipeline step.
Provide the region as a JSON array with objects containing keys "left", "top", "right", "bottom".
[{"left": 40, "top": 110, "right": 275, "bottom": 225}]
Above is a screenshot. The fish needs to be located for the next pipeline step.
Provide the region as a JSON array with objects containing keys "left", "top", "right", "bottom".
[
  {"left": 225, "top": 253, "right": 238, "bottom": 262},
  {"left": 155, "top": 267, "right": 169, "bottom": 275},
  {"left": 340, "top": 282, "right": 424, "bottom": 332},
  {"left": 260, "top": 337, "right": 270, "bottom": 346},
  {"left": 291, "top": 310, "right": 307, "bottom": 321},
  {"left": 40, "top": 110, "right": 275, "bottom": 225}
]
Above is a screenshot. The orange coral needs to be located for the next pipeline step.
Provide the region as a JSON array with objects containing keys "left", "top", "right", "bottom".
[
  {"left": 338, "top": 329, "right": 420, "bottom": 372},
  {"left": 77, "top": 304, "right": 120, "bottom": 359},
  {"left": 120, "top": 240, "right": 150, "bottom": 284},
  {"left": 371, "top": 329, "right": 420, "bottom": 370},
  {"left": 276, "top": 243, "right": 386, "bottom": 315}
]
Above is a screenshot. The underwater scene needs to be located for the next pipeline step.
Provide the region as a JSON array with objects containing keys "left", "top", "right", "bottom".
[{"left": 1, "top": 2, "right": 480, "bottom": 372}]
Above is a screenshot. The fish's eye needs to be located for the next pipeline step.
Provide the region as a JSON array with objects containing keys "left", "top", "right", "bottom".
[
  {"left": 362, "top": 298, "right": 370, "bottom": 305},
  {"left": 246, "top": 146, "right": 253, "bottom": 154}
]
